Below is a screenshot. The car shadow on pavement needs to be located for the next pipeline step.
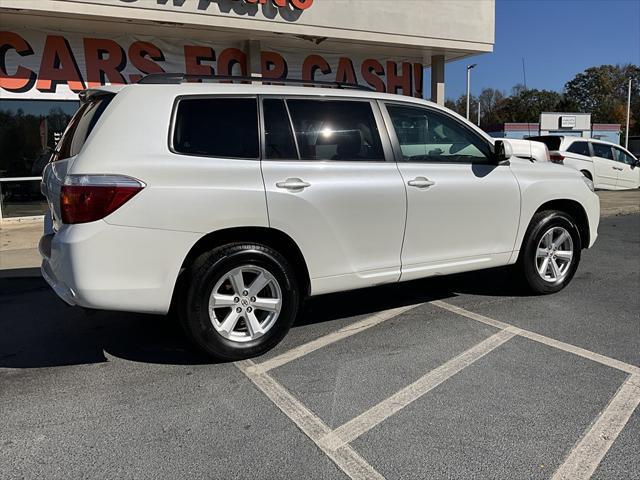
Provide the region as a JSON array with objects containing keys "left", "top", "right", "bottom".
[{"left": 0, "top": 266, "right": 529, "bottom": 369}]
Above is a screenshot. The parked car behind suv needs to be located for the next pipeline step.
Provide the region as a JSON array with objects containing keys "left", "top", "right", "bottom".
[
  {"left": 40, "top": 76, "right": 600, "bottom": 360},
  {"left": 528, "top": 135, "right": 640, "bottom": 190}
]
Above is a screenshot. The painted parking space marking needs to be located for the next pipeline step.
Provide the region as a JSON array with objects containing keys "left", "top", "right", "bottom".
[
  {"left": 552, "top": 375, "right": 640, "bottom": 480},
  {"left": 238, "top": 298, "right": 639, "bottom": 480},
  {"left": 236, "top": 359, "right": 385, "bottom": 480},
  {"left": 320, "top": 328, "right": 518, "bottom": 451},
  {"left": 247, "top": 304, "right": 419, "bottom": 374},
  {"left": 431, "top": 300, "right": 640, "bottom": 375}
]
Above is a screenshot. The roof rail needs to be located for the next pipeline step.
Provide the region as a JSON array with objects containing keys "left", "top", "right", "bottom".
[{"left": 137, "top": 73, "right": 373, "bottom": 91}]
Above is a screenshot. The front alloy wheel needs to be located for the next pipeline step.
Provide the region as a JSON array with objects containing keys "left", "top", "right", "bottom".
[{"left": 535, "top": 226, "right": 574, "bottom": 283}]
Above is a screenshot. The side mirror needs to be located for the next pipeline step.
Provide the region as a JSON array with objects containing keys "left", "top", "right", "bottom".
[{"left": 494, "top": 140, "right": 513, "bottom": 164}]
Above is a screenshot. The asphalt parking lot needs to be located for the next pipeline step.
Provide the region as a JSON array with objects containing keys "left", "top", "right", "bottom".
[{"left": 1, "top": 214, "right": 639, "bottom": 480}]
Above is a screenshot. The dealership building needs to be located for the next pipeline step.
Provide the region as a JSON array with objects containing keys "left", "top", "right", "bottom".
[{"left": 0, "top": 0, "right": 495, "bottom": 220}]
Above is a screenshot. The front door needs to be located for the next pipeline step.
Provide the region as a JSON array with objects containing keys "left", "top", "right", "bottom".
[
  {"left": 260, "top": 97, "right": 406, "bottom": 295},
  {"left": 380, "top": 102, "right": 521, "bottom": 281},
  {"left": 613, "top": 146, "right": 640, "bottom": 189}
]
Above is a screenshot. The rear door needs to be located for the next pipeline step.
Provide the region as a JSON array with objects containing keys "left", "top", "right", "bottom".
[
  {"left": 260, "top": 97, "right": 406, "bottom": 294},
  {"left": 591, "top": 142, "right": 619, "bottom": 188},
  {"left": 612, "top": 146, "right": 640, "bottom": 189}
]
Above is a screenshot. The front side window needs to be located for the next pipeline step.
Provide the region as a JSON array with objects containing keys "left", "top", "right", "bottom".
[
  {"left": 613, "top": 147, "right": 637, "bottom": 165},
  {"left": 592, "top": 143, "right": 614, "bottom": 160},
  {"left": 286, "top": 100, "right": 384, "bottom": 161},
  {"left": 173, "top": 98, "right": 259, "bottom": 158},
  {"left": 566, "top": 141, "right": 591, "bottom": 156},
  {"left": 386, "top": 104, "right": 490, "bottom": 163}
]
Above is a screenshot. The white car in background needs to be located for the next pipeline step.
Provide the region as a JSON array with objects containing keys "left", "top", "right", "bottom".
[{"left": 528, "top": 136, "right": 640, "bottom": 190}]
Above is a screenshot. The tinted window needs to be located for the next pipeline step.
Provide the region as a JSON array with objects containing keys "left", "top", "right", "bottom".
[
  {"left": 592, "top": 143, "right": 614, "bottom": 160},
  {"left": 613, "top": 147, "right": 637, "bottom": 165},
  {"left": 567, "top": 141, "right": 591, "bottom": 156},
  {"left": 54, "top": 94, "right": 113, "bottom": 161},
  {"left": 263, "top": 99, "right": 298, "bottom": 160},
  {"left": 387, "top": 104, "right": 490, "bottom": 163},
  {"left": 286, "top": 100, "right": 384, "bottom": 161},
  {"left": 173, "top": 98, "right": 258, "bottom": 158},
  {"left": 527, "top": 136, "right": 562, "bottom": 151}
]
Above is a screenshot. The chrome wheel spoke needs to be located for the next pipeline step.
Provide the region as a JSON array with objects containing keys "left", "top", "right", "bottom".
[
  {"left": 555, "top": 250, "right": 573, "bottom": 261},
  {"left": 538, "top": 257, "right": 550, "bottom": 276},
  {"left": 219, "top": 309, "right": 241, "bottom": 334},
  {"left": 253, "top": 297, "right": 280, "bottom": 312},
  {"left": 245, "top": 311, "right": 263, "bottom": 337},
  {"left": 211, "top": 294, "right": 236, "bottom": 307},
  {"left": 229, "top": 271, "right": 245, "bottom": 296},
  {"left": 550, "top": 258, "right": 561, "bottom": 279},
  {"left": 543, "top": 230, "right": 553, "bottom": 248},
  {"left": 248, "top": 272, "right": 270, "bottom": 297},
  {"left": 537, "top": 248, "right": 548, "bottom": 258},
  {"left": 554, "top": 230, "right": 569, "bottom": 248}
]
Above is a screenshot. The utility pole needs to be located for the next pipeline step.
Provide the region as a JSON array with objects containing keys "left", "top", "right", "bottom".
[
  {"left": 477, "top": 99, "right": 481, "bottom": 126},
  {"left": 466, "top": 64, "right": 476, "bottom": 120},
  {"left": 625, "top": 78, "right": 632, "bottom": 148}
]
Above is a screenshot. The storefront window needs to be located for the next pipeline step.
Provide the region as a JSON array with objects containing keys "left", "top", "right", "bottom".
[
  {"left": 0, "top": 100, "right": 78, "bottom": 218},
  {"left": 0, "top": 100, "right": 78, "bottom": 178}
]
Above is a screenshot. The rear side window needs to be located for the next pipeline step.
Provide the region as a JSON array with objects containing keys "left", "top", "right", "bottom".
[
  {"left": 526, "top": 136, "right": 562, "bottom": 151},
  {"left": 263, "top": 99, "right": 298, "bottom": 160},
  {"left": 592, "top": 143, "right": 614, "bottom": 160},
  {"left": 286, "top": 100, "right": 384, "bottom": 161},
  {"left": 53, "top": 94, "right": 114, "bottom": 161},
  {"left": 173, "top": 98, "right": 258, "bottom": 158},
  {"left": 567, "top": 141, "right": 591, "bottom": 156}
]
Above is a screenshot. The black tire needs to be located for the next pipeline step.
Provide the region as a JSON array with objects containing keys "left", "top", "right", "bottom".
[
  {"left": 179, "top": 243, "right": 299, "bottom": 361},
  {"left": 517, "top": 210, "right": 582, "bottom": 294}
]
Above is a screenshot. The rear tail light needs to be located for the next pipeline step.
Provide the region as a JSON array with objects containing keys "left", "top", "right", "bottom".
[
  {"left": 61, "top": 174, "right": 145, "bottom": 224},
  {"left": 549, "top": 154, "right": 565, "bottom": 164}
]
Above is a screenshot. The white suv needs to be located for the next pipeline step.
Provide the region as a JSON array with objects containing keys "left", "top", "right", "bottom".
[
  {"left": 528, "top": 135, "right": 640, "bottom": 190},
  {"left": 40, "top": 76, "right": 600, "bottom": 360}
]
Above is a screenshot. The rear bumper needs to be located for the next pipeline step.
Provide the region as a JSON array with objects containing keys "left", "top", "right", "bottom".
[
  {"left": 586, "top": 191, "right": 600, "bottom": 248},
  {"left": 39, "top": 221, "right": 201, "bottom": 314}
]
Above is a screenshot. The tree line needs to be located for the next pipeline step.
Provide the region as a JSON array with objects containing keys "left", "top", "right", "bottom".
[{"left": 445, "top": 64, "right": 640, "bottom": 136}]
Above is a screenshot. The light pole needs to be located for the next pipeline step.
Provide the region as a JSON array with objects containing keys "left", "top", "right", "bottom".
[
  {"left": 625, "top": 78, "right": 631, "bottom": 149},
  {"left": 477, "top": 99, "right": 481, "bottom": 126},
  {"left": 466, "top": 64, "right": 477, "bottom": 120}
]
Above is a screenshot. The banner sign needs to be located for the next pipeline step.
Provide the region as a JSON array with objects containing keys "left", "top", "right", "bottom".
[{"left": 0, "top": 30, "right": 424, "bottom": 99}]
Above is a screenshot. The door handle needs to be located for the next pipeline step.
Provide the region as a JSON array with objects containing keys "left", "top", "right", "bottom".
[
  {"left": 276, "top": 178, "right": 311, "bottom": 190},
  {"left": 407, "top": 177, "right": 436, "bottom": 189}
]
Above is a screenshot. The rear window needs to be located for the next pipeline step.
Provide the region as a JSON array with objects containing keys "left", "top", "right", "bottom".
[
  {"left": 172, "top": 98, "right": 259, "bottom": 159},
  {"left": 286, "top": 99, "right": 384, "bottom": 161},
  {"left": 53, "top": 94, "right": 114, "bottom": 161},
  {"left": 567, "top": 141, "right": 591, "bottom": 156},
  {"left": 526, "top": 136, "right": 562, "bottom": 151}
]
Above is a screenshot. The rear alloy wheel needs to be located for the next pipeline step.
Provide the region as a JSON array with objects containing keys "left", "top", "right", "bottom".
[
  {"left": 519, "top": 210, "right": 581, "bottom": 294},
  {"left": 180, "top": 243, "right": 299, "bottom": 360},
  {"left": 208, "top": 265, "right": 282, "bottom": 343}
]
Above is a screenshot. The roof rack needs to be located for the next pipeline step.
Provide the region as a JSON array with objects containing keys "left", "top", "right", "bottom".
[{"left": 137, "top": 73, "right": 373, "bottom": 91}]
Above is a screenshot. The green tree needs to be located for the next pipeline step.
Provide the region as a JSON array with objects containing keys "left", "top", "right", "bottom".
[{"left": 564, "top": 64, "right": 640, "bottom": 135}]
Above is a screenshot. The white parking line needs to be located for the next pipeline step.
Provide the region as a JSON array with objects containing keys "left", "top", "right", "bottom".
[
  {"left": 551, "top": 375, "right": 640, "bottom": 480},
  {"left": 236, "top": 359, "right": 385, "bottom": 480},
  {"left": 431, "top": 300, "right": 640, "bottom": 375},
  {"left": 321, "top": 328, "right": 518, "bottom": 451},
  {"left": 247, "top": 304, "right": 419, "bottom": 374}
]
